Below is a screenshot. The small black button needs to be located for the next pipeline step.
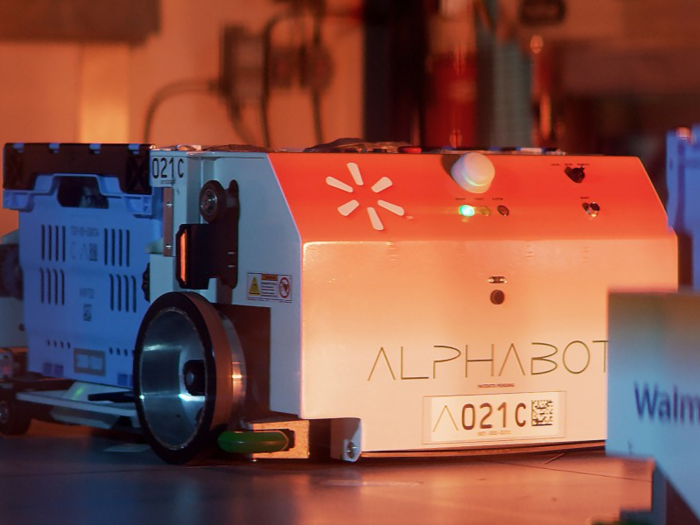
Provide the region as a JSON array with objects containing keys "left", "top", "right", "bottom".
[
  {"left": 582, "top": 202, "right": 600, "bottom": 217},
  {"left": 490, "top": 290, "right": 505, "bottom": 305},
  {"left": 565, "top": 166, "right": 585, "bottom": 183}
]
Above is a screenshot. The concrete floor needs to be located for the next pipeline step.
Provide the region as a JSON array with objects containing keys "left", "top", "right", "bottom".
[{"left": 0, "top": 421, "right": 653, "bottom": 525}]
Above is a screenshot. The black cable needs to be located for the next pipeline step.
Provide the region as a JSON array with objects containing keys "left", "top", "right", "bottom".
[
  {"left": 260, "top": 20, "right": 273, "bottom": 148},
  {"left": 224, "top": 102, "right": 258, "bottom": 146},
  {"left": 261, "top": 3, "right": 330, "bottom": 148},
  {"left": 260, "top": 13, "right": 296, "bottom": 148},
  {"left": 143, "top": 78, "right": 257, "bottom": 145},
  {"left": 142, "top": 79, "right": 217, "bottom": 143},
  {"left": 309, "top": 5, "right": 325, "bottom": 144}
]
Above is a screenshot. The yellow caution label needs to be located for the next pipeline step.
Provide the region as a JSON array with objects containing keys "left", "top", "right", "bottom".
[
  {"left": 246, "top": 272, "right": 292, "bottom": 302},
  {"left": 248, "top": 276, "right": 261, "bottom": 296}
]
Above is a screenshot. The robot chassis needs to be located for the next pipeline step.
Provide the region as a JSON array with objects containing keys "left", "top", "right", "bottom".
[{"left": 0, "top": 141, "right": 676, "bottom": 464}]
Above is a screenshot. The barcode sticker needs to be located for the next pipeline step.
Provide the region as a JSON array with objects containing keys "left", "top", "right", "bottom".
[{"left": 532, "top": 399, "right": 555, "bottom": 427}]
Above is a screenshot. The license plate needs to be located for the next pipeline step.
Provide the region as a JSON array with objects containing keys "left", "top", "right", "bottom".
[{"left": 423, "top": 391, "right": 565, "bottom": 445}]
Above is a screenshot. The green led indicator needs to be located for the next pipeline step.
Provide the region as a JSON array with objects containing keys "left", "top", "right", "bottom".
[{"left": 459, "top": 205, "right": 476, "bottom": 217}]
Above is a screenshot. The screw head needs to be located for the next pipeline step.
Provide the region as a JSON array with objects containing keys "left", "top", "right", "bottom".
[
  {"left": 199, "top": 187, "right": 219, "bottom": 220},
  {"left": 346, "top": 441, "right": 358, "bottom": 459},
  {"left": 198, "top": 180, "right": 229, "bottom": 223}
]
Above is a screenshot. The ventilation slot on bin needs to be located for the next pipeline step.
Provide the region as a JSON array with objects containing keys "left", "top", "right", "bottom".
[
  {"left": 109, "top": 274, "right": 137, "bottom": 312},
  {"left": 39, "top": 268, "right": 65, "bottom": 305},
  {"left": 104, "top": 228, "right": 131, "bottom": 267},
  {"left": 41, "top": 225, "right": 67, "bottom": 262}
]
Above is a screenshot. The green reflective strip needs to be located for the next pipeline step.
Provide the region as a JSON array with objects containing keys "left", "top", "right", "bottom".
[{"left": 217, "top": 430, "right": 290, "bottom": 454}]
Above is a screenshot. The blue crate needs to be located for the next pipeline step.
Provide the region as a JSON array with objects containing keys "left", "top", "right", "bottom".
[
  {"left": 3, "top": 143, "right": 162, "bottom": 387},
  {"left": 667, "top": 127, "right": 700, "bottom": 288}
]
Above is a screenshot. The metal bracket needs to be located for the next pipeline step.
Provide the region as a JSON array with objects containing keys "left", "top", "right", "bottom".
[
  {"left": 331, "top": 418, "right": 362, "bottom": 462},
  {"left": 246, "top": 418, "right": 310, "bottom": 460}
]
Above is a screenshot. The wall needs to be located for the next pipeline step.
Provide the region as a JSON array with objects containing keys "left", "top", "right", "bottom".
[{"left": 0, "top": 0, "right": 364, "bottom": 234}]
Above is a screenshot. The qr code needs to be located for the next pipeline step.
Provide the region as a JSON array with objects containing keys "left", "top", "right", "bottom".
[
  {"left": 531, "top": 399, "right": 555, "bottom": 427},
  {"left": 83, "top": 303, "right": 92, "bottom": 322}
]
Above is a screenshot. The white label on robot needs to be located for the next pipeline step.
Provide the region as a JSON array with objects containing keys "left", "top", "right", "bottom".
[
  {"left": 150, "top": 156, "right": 185, "bottom": 186},
  {"left": 423, "top": 391, "right": 564, "bottom": 445},
  {"left": 247, "top": 273, "right": 292, "bottom": 303}
]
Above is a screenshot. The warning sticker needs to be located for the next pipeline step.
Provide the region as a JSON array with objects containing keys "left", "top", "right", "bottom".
[{"left": 247, "top": 273, "right": 292, "bottom": 303}]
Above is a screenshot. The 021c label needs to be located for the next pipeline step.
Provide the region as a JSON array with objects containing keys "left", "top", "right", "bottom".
[{"left": 423, "top": 391, "right": 564, "bottom": 445}]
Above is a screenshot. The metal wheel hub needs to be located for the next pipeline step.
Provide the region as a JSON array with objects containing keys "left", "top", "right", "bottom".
[{"left": 134, "top": 292, "right": 246, "bottom": 463}]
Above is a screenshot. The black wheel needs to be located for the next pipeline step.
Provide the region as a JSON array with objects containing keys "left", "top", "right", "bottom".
[
  {"left": 0, "top": 396, "right": 31, "bottom": 436},
  {"left": 133, "top": 292, "right": 246, "bottom": 464}
]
